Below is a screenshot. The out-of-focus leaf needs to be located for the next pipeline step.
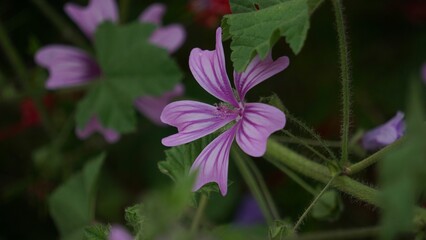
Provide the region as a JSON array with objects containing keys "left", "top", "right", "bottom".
[
  {"left": 33, "top": 144, "right": 62, "bottom": 178},
  {"left": 380, "top": 80, "right": 426, "bottom": 239},
  {"left": 212, "top": 225, "right": 268, "bottom": 240},
  {"left": 158, "top": 134, "right": 220, "bottom": 195},
  {"left": 230, "top": 0, "right": 323, "bottom": 13},
  {"left": 76, "top": 22, "right": 182, "bottom": 133},
  {"left": 268, "top": 220, "right": 294, "bottom": 240},
  {"left": 83, "top": 224, "right": 110, "bottom": 240},
  {"left": 125, "top": 176, "right": 194, "bottom": 240},
  {"left": 49, "top": 153, "right": 105, "bottom": 240},
  {"left": 223, "top": 0, "right": 310, "bottom": 72},
  {"left": 311, "top": 189, "right": 343, "bottom": 221}
]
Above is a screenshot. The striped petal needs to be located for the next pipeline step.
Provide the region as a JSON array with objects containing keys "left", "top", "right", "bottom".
[
  {"left": 35, "top": 45, "right": 101, "bottom": 89},
  {"left": 76, "top": 116, "right": 120, "bottom": 143},
  {"left": 138, "top": 3, "right": 166, "bottom": 25},
  {"left": 190, "top": 126, "right": 237, "bottom": 196},
  {"left": 189, "top": 27, "right": 238, "bottom": 106},
  {"left": 64, "top": 0, "right": 118, "bottom": 40},
  {"left": 161, "top": 100, "right": 237, "bottom": 146},
  {"left": 236, "top": 103, "right": 286, "bottom": 157},
  {"left": 234, "top": 54, "right": 289, "bottom": 100},
  {"left": 135, "top": 84, "right": 184, "bottom": 125}
]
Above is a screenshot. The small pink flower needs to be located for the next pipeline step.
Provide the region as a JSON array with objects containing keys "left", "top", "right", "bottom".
[
  {"left": 161, "top": 28, "right": 289, "bottom": 195},
  {"left": 35, "top": 0, "right": 186, "bottom": 141},
  {"left": 109, "top": 225, "right": 133, "bottom": 240}
]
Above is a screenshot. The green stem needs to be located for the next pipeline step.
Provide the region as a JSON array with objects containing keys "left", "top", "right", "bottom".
[
  {"left": 0, "top": 21, "right": 54, "bottom": 138},
  {"left": 31, "top": 0, "right": 88, "bottom": 48},
  {"left": 346, "top": 139, "right": 403, "bottom": 175},
  {"left": 285, "top": 113, "right": 337, "bottom": 161},
  {"left": 288, "top": 226, "right": 380, "bottom": 240},
  {"left": 232, "top": 147, "right": 279, "bottom": 223},
  {"left": 190, "top": 194, "right": 208, "bottom": 235},
  {"left": 266, "top": 158, "right": 317, "bottom": 195},
  {"left": 265, "top": 138, "right": 426, "bottom": 227},
  {"left": 280, "top": 130, "right": 333, "bottom": 165},
  {"left": 332, "top": 0, "right": 352, "bottom": 167},
  {"left": 275, "top": 136, "right": 341, "bottom": 148},
  {"left": 293, "top": 175, "right": 337, "bottom": 232}
]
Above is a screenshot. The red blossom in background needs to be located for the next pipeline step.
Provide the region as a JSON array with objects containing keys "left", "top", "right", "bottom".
[
  {"left": 0, "top": 95, "right": 55, "bottom": 140},
  {"left": 189, "top": 0, "right": 231, "bottom": 27}
]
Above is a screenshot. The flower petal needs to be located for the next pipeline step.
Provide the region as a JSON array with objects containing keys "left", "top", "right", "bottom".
[
  {"left": 362, "top": 112, "right": 405, "bottom": 151},
  {"left": 234, "top": 195, "right": 265, "bottom": 226},
  {"left": 135, "top": 84, "right": 184, "bottom": 125},
  {"left": 161, "top": 100, "right": 237, "bottom": 146},
  {"left": 138, "top": 3, "right": 166, "bottom": 25},
  {"left": 189, "top": 27, "right": 239, "bottom": 106},
  {"left": 234, "top": 54, "right": 289, "bottom": 100},
  {"left": 190, "top": 126, "right": 237, "bottom": 196},
  {"left": 35, "top": 45, "right": 101, "bottom": 89},
  {"left": 64, "top": 0, "right": 118, "bottom": 40},
  {"left": 150, "top": 24, "right": 186, "bottom": 53},
  {"left": 236, "top": 103, "right": 286, "bottom": 157},
  {"left": 109, "top": 225, "right": 133, "bottom": 240},
  {"left": 76, "top": 116, "right": 120, "bottom": 143}
]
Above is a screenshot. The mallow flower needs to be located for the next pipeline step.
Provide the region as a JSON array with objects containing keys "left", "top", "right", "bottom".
[
  {"left": 35, "top": 0, "right": 185, "bottom": 143},
  {"left": 362, "top": 112, "right": 405, "bottom": 151},
  {"left": 109, "top": 225, "right": 133, "bottom": 240},
  {"left": 234, "top": 195, "right": 265, "bottom": 226},
  {"left": 161, "top": 28, "right": 289, "bottom": 195}
]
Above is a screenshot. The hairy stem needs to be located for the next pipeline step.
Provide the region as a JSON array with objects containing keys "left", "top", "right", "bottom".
[
  {"left": 232, "top": 147, "right": 279, "bottom": 223},
  {"left": 265, "top": 138, "right": 426, "bottom": 227},
  {"left": 293, "top": 175, "right": 337, "bottom": 232},
  {"left": 346, "top": 139, "right": 403, "bottom": 175},
  {"left": 190, "top": 194, "right": 208, "bottom": 236},
  {"left": 275, "top": 136, "right": 341, "bottom": 148},
  {"left": 332, "top": 0, "right": 352, "bottom": 167}
]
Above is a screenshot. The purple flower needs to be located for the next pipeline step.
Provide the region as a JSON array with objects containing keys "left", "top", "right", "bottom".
[
  {"left": 234, "top": 195, "right": 265, "bottom": 226},
  {"left": 109, "top": 225, "right": 133, "bottom": 240},
  {"left": 161, "top": 28, "right": 289, "bottom": 196},
  {"left": 75, "top": 116, "right": 121, "bottom": 143},
  {"left": 35, "top": 0, "right": 186, "bottom": 141},
  {"left": 362, "top": 112, "right": 405, "bottom": 151}
]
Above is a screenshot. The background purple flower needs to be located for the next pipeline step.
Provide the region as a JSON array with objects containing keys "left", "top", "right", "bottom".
[
  {"left": 234, "top": 195, "right": 265, "bottom": 226},
  {"left": 362, "top": 111, "right": 405, "bottom": 151},
  {"left": 35, "top": 0, "right": 186, "bottom": 141},
  {"left": 161, "top": 28, "right": 288, "bottom": 195}
]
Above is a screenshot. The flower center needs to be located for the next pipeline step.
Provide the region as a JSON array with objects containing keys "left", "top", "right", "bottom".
[{"left": 214, "top": 102, "right": 241, "bottom": 119}]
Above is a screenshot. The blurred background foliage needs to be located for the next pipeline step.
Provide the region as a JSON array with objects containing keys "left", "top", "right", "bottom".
[{"left": 0, "top": 0, "right": 425, "bottom": 239}]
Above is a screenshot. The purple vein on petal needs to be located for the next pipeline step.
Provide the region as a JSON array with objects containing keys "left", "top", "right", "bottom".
[
  {"left": 234, "top": 54, "right": 289, "bottom": 100},
  {"left": 161, "top": 100, "right": 237, "bottom": 146},
  {"left": 190, "top": 125, "right": 238, "bottom": 196},
  {"left": 236, "top": 103, "right": 286, "bottom": 157},
  {"left": 189, "top": 28, "right": 238, "bottom": 106}
]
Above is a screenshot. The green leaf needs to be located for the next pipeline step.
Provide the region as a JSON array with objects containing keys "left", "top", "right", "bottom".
[
  {"left": 83, "top": 224, "right": 110, "bottom": 240},
  {"left": 268, "top": 220, "right": 294, "bottom": 240},
  {"left": 125, "top": 204, "right": 145, "bottom": 235},
  {"left": 158, "top": 134, "right": 220, "bottom": 194},
  {"left": 76, "top": 22, "right": 182, "bottom": 133},
  {"left": 380, "top": 80, "right": 426, "bottom": 239},
  {"left": 223, "top": 0, "right": 310, "bottom": 72},
  {"left": 311, "top": 189, "right": 343, "bottom": 221},
  {"left": 49, "top": 154, "right": 105, "bottom": 239}
]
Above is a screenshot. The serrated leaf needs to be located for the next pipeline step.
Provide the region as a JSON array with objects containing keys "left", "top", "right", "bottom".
[
  {"left": 311, "top": 189, "right": 343, "bottom": 221},
  {"left": 380, "top": 80, "right": 426, "bottom": 239},
  {"left": 76, "top": 22, "right": 182, "bottom": 132},
  {"left": 84, "top": 224, "right": 110, "bottom": 240},
  {"left": 223, "top": 0, "right": 310, "bottom": 72},
  {"left": 49, "top": 154, "right": 105, "bottom": 239}
]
